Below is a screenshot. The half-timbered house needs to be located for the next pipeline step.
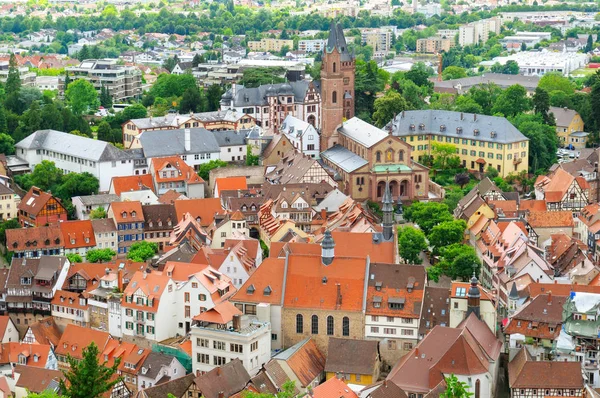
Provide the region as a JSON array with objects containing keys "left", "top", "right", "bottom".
[
  {"left": 534, "top": 168, "right": 589, "bottom": 214},
  {"left": 18, "top": 186, "right": 67, "bottom": 227}
]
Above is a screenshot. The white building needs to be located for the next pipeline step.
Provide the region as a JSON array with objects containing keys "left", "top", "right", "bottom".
[
  {"left": 210, "top": 212, "right": 249, "bottom": 249},
  {"left": 191, "top": 305, "right": 271, "bottom": 376},
  {"left": 485, "top": 50, "right": 589, "bottom": 76},
  {"left": 211, "top": 130, "right": 248, "bottom": 163},
  {"left": 121, "top": 270, "right": 177, "bottom": 343},
  {"left": 298, "top": 39, "right": 326, "bottom": 53},
  {"left": 90, "top": 218, "right": 118, "bottom": 251},
  {"left": 72, "top": 194, "right": 120, "bottom": 220},
  {"left": 280, "top": 115, "right": 320, "bottom": 158},
  {"left": 459, "top": 18, "right": 501, "bottom": 46},
  {"left": 15, "top": 130, "right": 135, "bottom": 192},
  {"left": 35, "top": 76, "right": 59, "bottom": 91},
  {"left": 137, "top": 352, "right": 186, "bottom": 390}
]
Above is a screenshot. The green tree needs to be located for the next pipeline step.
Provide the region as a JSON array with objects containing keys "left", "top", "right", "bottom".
[
  {"left": 59, "top": 342, "right": 122, "bottom": 398},
  {"left": 163, "top": 55, "right": 180, "bottom": 73},
  {"left": 76, "top": 44, "right": 91, "bottom": 61},
  {"left": 22, "top": 160, "right": 63, "bottom": 191},
  {"left": 206, "top": 84, "right": 223, "bottom": 111},
  {"left": 97, "top": 121, "right": 115, "bottom": 143},
  {"left": 67, "top": 253, "right": 83, "bottom": 263},
  {"left": 441, "top": 374, "right": 473, "bottom": 398},
  {"left": 428, "top": 220, "right": 467, "bottom": 255},
  {"left": 442, "top": 66, "right": 467, "bottom": 81},
  {"left": 591, "top": 80, "right": 600, "bottom": 131},
  {"left": 586, "top": 34, "right": 594, "bottom": 53},
  {"left": 99, "top": 86, "right": 112, "bottom": 109},
  {"left": 6, "top": 53, "right": 21, "bottom": 95},
  {"left": 26, "top": 391, "right": 67, "bottom": 398},
  {"left": 192, "top": 53, "right": 204, "bottom": 67},
  {"left": 179, "top": 87, "right": 203, "bottom": 113},
  {"left": 0, "top": 218, "right": 20, "bottom": 246},
  {"left": 243, "top": 380, "right": 296, "bottom": 398},
  {"left": 539, "top": 72, "right": 575, "bottom": 95},
  {"left": 127, "top": 241, "right": 158, "bottom": 262},
  {"left": 404, "top": 202, "right": 454, "bottom": 236},
  {"left": 150, "top": 73, "right": 197, "bottom": 98},
  {"left": 405, "top": 62, "right": 432, "bottom": 87},
  {"left": 198, "top": 159, "right": 228, "bottom": 181},
  {"left": 57, "top": 172, "right": 99, "bottom": 200},
  {"left": 511, "top": 113, "right": 557, "bottom": 172},
  {"left": 40, "top": 102, "right": 64, "bottom": 131},
  {"left": 398, "top": 226, "right": 428, "bottom": 264},
  {"left": 503, "top": 60, "right": 520, "bottom": 75},
  {"left": 89, "top": 207, "right": 107, "bottom": 219},
  {"left": 0, "top": 106, "right": 8, "bottom": 134},
  {"left": 443, "top": 188, "right": 464, "bottom": 213},
  {"left": 532, "top": 87, "right": 551, "bottom": 123},
  {"left": 454, "top": 96, "right": 483, "bottom": 114},
  {"left": 372, "top": 91, "right": 407, "bottom": 128},
  {"left": 246, "top": 145, "right": 259, "bottom": 166},
  {"left": 0, "top": 133, "right": 15, "bottom": 155},
  {"left": 66, "top": 79, "right": 99, "bottom": 115},
  {"left": 468, "top": 83, "right": 502, "bottom": 115},
  {"left": 238, "top": 67, "right": 286, "bottom": 88},
  {"left": 438, "top": 244, "right": 481, "bottom": 281},
  {"left": 432, "top": 143, "right": 460, "bottom": 170},
  {"left": 491, "top": 84, "right": 531, "bottom": 117},
  {"left": 86, "top": 248, "right": 116, "bottom": 263},
  {"left": 521, "top": 42, "right": 527, "bottom": 51},
  {"left": 119, "top": 104, "right": 148, "bottom": 122}
]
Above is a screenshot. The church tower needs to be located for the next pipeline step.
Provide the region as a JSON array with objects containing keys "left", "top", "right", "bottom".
[
  {"left": 320, "top": 22, "right": 355, "bottom": 150},
  {"left": 382, "top": 180, "right": 394, "bottom": 241},
  {"left": 466, "top": 273, "right": 481, "bottom": 320}
]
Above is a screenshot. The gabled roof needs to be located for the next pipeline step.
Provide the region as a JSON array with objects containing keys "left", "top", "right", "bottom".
[
  {"left": 527, "top": 211, "right": 573, "bottom": 228},
  {"left": 122, "top": 271, "right": 171, "bottom": 312},
  {"left": 26, "top": 317, "right": 62, "bottom": 347},
  {"left": 151, "top": 156, "right": 203, "bottom": 185},
  {"left": 193, "top": 358, "right": 251, "bottom": 398},
  {"left": 337, "top": 117, "right": 389, "bottom": 148},
  {"left": 18, "top": 186, "right": 66, "bottom": 217},
  {"left": 325, "top": 338, "right": 379, "bottom": 375},
  {"left": 6, "top": 225, "right": 63, "bottom": 252},
  {"left": 110, "top": 201, "right": 145, "bottom": 224},
  {"left": 110, "top": 174, "right": 154, "bottom": 195},
  {"left": 312, "top": 377, "right": 358, "bottom": 398},
  {"left": 232, "top": 257, "right": 285, "bottom": 305},
  {"left": 59, "top": 220, "right": 96, "bottom": 249},
  {"left": 14, "top": 365, "right": 62, "bottom": 394},
  {"left": 133, "top": 373, "right": 195, "bottom": 398},
  {"left": 0, "top": 342, "right": 52, "bottom": 368},
  {"left": 509, "top": 347, "right": 583, "bottom": 389},
  {"left": 55, "top": 324, "right": 111, "bottom": 360},
  {"left": 214, "top": 176, "right": 248, "bottom": 195},
  {"left": 139, "top": 128, "right": 220, "bottom": 158},
  {"left": 271, "top": 338, "right": 325, "bottom": 388},
  {"left": 549, "top": 106, "right": 580, "bottom": 128},
  {"left": 174, "top": 198, "right": 224, "bottom": 227},
  {"left": 192, "top": 300, "right": 242, "bottom": 324}
]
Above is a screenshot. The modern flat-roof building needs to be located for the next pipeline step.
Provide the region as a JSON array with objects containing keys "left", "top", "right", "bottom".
[
  {"left": 61, "top": 59, "right": 142, "bottom": 101},
  {"left": 388, "top": 110, "right": 529, "bottom": 177},
  {"left": 0, "top": 61, "right": 35, "bottom": 86}
]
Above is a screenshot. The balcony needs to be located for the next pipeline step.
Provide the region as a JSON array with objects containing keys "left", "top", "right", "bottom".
[
  {"left": 32, "top": 295, "right": 52, "bottom": 303},
  {"left": 513, "top": 157, "right": 522, "bottom": 165}
]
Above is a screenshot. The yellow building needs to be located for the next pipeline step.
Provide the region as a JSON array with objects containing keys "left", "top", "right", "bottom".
[
  {"left": 416, "top": 36, "right": 455, "bottom": 53},
  {"left": 388, "top": 110, "right": 529, "bottom": 178},
  {"left": 324, "top": 338, "right": 380, "bottom": 386},
  {"left": 247, "top": 38, "right": 294, "bottom": 53},
  {"left": 0, "top": 184, "right": 20, "bottom": 221},
  {"left": 550, "top": 106, "right": 588, "bottom": 149}
]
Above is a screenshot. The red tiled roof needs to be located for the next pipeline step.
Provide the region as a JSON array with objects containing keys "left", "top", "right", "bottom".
[
  {"left": 6, "top": 225, "right": 63, "bottom": 252},
  {"left": 110, "top": 175, "right": 154, "bottom": 195},
  {"left": 55, "top": 324, "right": 111, "bottom": 360},
  {"left": 527, "top": 211, "right": 574, "bottom": 228},
  {"left": 151, "top": 156, "right": 204, "bottom": 184},
  {"left": 193, "top": 300, "right": 242, "bottom": 324},
  {"left": 110, "top": 201, "right": 145, "bottom": 224},
  {"left": 519, "top": 200, "right": 547, "bottom": 212},
  {"left": 122, "top": 271, "right": 171, "bottom": 312},
  {"left": 174, "top": 198, "right": 225, "bottom": 227},
  {"left": 59, "top": 220, "right": 96, "bottom": 249},
  {"left": 312, "top": 377, "right": 358, "bottom": 398},
  {"left": 18, "top": 186, "right": 66, "bottom": 218},
  {"left": 232, "top": 258, "right": 285, "bottom": 305},
  {"left": 214, "top": 177, "right": 247, "bottom": 196}
]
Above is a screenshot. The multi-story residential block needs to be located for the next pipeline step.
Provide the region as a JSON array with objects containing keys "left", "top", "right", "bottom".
[
  {"left": 459, "top": 17, "right": 501, "bottom": 46},
  {"left": 0, "top": 61, "right": 35, "bottom": 86},
  {"left": 388, "top": 110, "right": 529, "bottom": 178},
  {"left": 0, "top": 184, "right": 20, "bottom": 221},
  {"left": 15, "top": 130, "right": 135, "bottom": 192},
  {"left": 280, "top": 115, "right": 320, "bottom": 158},
  {"left": 58, "top": 220, "right": 96, "bottom": 261},
  {"left": 122, "top": 110, "right": 255, "bottom": 149},
  {"left": 61, "top": 59, "right": 142, "bottom": 102},
  {"left": 416, "top": 36, "right": 455, "bottom": 53},
  {"left": 265, "top": 150, "right": 336, "bottom": 186},
  {"left": 72, "top": 193, "right": 120, "bottom": 220},
  {"left": 508, "top": 347, "right": 584, "bottom": 398},
  {"left": 109, "top": 174, "right": 154, "bottom": 196},
  {"left": 534, "top": 168, "right": 589, "bottom": 213},
  {"left": 122, "top": 270, "right": 177, "bottom": 342},
  {"left": 91, "top": 218, "right": 118, "bottom": 251},
  {"left": 247, "top": 38, "right": 293, "bottom": 53},
  {"left": 220, "top": 82, "right": 321, "bottom": 134},
  {"left": 208, "top": 211, "right": 249, "bottom": 249},
  {"left": 298, "top": 39, "right": 326, "bottom": 53},
  {"left": 6, "top": 256, "right": 69, "bottom": 324},
  {"left": 108, "top": 201, "right": 145, "bottom": 255},
  {"left": 51, "top": 290, "right": 89, "bottom": 328},
  {"left": 142, "top": 204, "right": 177, "bottom": 252},
  {"left": 360, "top": 29, "right": 391, "bottom": 53},
  {"left": 364, "top": 263, "right": 425, "bottom": 366},
  {"left": 550, "top": 106, "right": 588, "bottom": 149},
  {"left": 6, "top": 225, "right": 64, "bottom": 259},
  {"left": 17, "top": 186, "right": 67, "bottom": 228},
  {"left": 211, "top": 130, "right": 248, "bottom": 163},
  {"left": 191, "top": 305, "right": 271, "bottom": 376},
  {"left": 149, "top": 156, "right": 205, "bottom": 198}
]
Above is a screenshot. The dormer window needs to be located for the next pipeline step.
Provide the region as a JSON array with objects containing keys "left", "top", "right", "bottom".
[
  {"left": 409, "top": 124, "right": 415, "bottom": 131},
  {"left": 264, "top": 286, "right": 272, "bottom": 296},
  {"left": 419, "top": 123, "right": 425, "bottom": 131},
  {"left": 473, "top": 129, "right": 480, "bottom": 136},
  {"left": 131, "top": 211, "right": 137, "bottom": 218},
  {"left": 122, "top": 212, "right": 127, "bottom": 219},
  {"left": 247, "top": 284, "right": 255, "bottom": 294},
  {"left": 440, "top": 125, "right": 446, "bottom": 132},
  {"left": 158, "top": 221, "right": 162, "bottom": 227},
  {"left": 375, "top": 282, "right": 382, "bottom": 291},
  {"left": 456, "top": 127, "right": 463, "bottom": 134},
  {"left": 85, "top": 237, "right": 89, "bottom": 244}
]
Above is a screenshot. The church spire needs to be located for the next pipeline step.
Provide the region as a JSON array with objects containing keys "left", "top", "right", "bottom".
[
  {"left": 466, "top": 272, "right": 481, "bottom": 320},
  {"left": 325, "top": 22, "right": 351, "bottom": 60}
]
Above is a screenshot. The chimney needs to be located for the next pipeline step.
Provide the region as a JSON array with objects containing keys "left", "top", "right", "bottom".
[
  {"left": 216, "top": 368, "right": 222, "bottom": 376},
  {"left": 460, "top": 112, "right": 464, "bottom": 120},
  {"left": 232, "top": 314, "right": 242, "bottom": 331},
  {"left": 320, "top": 208, "right": 327, "bottom": 221},
  {"left": 474, "top": 114, "right": 477, "bottom": 121},
  {"left": 218, "top": 393, "right": 224, "bottom": 398},
  {"left": 184, "top": 129, "right": 191, "bottom": 152},
  {"left": 415, "top": 348, "right": 419, "bottom": 358},
  {"left": 336, "top": 283, "right": 342, "bottom": 309},
  {"left": 548, "top": 291, "right": 552, "bottom": 304},
  {"left": 117, "top": 269, "right": 123, "bottom": 292}
]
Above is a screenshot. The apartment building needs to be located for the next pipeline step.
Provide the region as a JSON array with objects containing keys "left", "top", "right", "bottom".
[
  {"left": 0, "top": 61, "right": 35, "bottom": 86},
  {"left": 61, "top": 59, "right": 142, "bottom": 102},
  {"left": 107, "top": 201, "right": 145, "bottom": 255},
  {"left": 459, "top": 17, "right": 501, "bottom": 46},
  {"left": 247, "top": 38, "right": 293, "bottom": 53},
  {"left": 416, "top": 36, "right": 455, "bottom": 53},
  {"left": 361, "top": 29, "right": 392, "bottom": 53},
  {"left": 298, "top": 39, "right": 326, "bottom": 53},
  {"left": 0, "top": 184, "right": 20, "bottom": 221},
  {"left": 388, "top": 110, "right": 529, "bottom": 178},
  {"left": 191, "top": 306, "right": 271, "bottom": 376}
]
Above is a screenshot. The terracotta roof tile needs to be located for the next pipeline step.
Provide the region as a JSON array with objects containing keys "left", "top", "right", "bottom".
[
  {"left": 59, "top": 220, "right": 96, "bottom": 249},
  {"left": 55, "top": 324, "right": 111, "bottom": 360},
  {"left": 18, "top": 186, "right": 66, "bottom": 218},
  {"left": 192, "top": 300, "right": 242, "bottom": 323},
  {"left": 151, "top": 156, "right": 204, "bottom": 185},
  {"left": 6, "top": 225, "right": 63, "bottom": 252},
  {"left": 527, "top": 211, "right": 574, "bottom": 228},
  {"left": 312, "top": 377, "right": 358, "bottom": 398},
  {"left": 366, "top": 263, "right": 425, "bottom": 318},
  {"left": 232, "top": 257, "right": 285, "bottom": 305},
  {"left": 325, "top": 338, "right": 379, "bottom": 375},
  {"left": 174, "top": 198, "right": 225, "bottom": 227},
  {"left": 519, "top": 200, "right": 547, "bottom": 212},
  {"left": 123, "top": 271, "right": 171, "bottom": 312},
  {"left": 214, "top": 176, "right": 248, "bottom": 196},
  {"left": 509, "top": 349, "right": 583, "bottom": 389},
  {"left": 110, "top": 175, "right": 154, "bottom": 195},
  {"left": 110, "top": 201, "right": 145, "bottom": 224},
  {"left": 14, "top": 365, "right": 62, "bottom": 393},
  {"left": 26, "top": 317, "right": 62, "bottom": 347}
]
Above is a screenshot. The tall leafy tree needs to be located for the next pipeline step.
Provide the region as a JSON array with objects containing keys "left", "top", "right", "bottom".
[
  {"left": 428, "top": 220, "right": 467, "bottom": 255},
  {"left": 206, "top": 84, "right": 223, "bottom": 111},
  {"left": 372, "top": 91, "right": 407, "bottom": 127},
  {"left": 99, "top": 86, "right": 113, "bottom": 109},
  {"left": 586, "top": 34, "right": 594, "bottom": 53},
  {"left": 76, "top": 45, "right": 91, "bottom": 61},
  {"left": 66, "top": 79, "right": 99, "bottom": 115},
  {"left": 179, "top": 87, "right": 204, "bottom": 113},
  {"left": 127, "top": 241, "right": 158, "bottom": 262},
  {"left": 491, "top": 84, "right": 531, "bottom": 117},
  {"left": 40, "top": 102, "right": 64, "bottom": 131},
  {"left": 441, "top": 374, "right": 473, "bottom": 398},
  {"left": 538, "top": 72, "right": 575, "bottom": 95},
  {"left": 0, "top": 106, "right": 8, "bottom": 134},
  {"left": 398, "top": 226, "right": 428, "bottom": 265},
  {"left": 404, "top": 202, "right": 454, "bottom": 236},
  {"left": 591, "top": 80, "right": 600, "bottom": 132},
  {"left": 6, "top": 53, "right": 21, "bottom": 95},
  {"left": 59, "top": 342, "right": 122, "bottom": 398},
  {"left": 0, "top": 133, "right": 15, "bottom": 155},
  {"left": 532, "top": 87, "right": 551, "bottom": 124}
]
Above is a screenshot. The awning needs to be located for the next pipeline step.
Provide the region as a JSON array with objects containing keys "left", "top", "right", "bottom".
[
  {"left": 388, "top": 297, "right": 406, "bottom": 304},
  {"left": 502, "top": 318, "right": 509, "bottom": 327},
  {"left": 476, "top": 158, "right": 487, "bottom": 165}
]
